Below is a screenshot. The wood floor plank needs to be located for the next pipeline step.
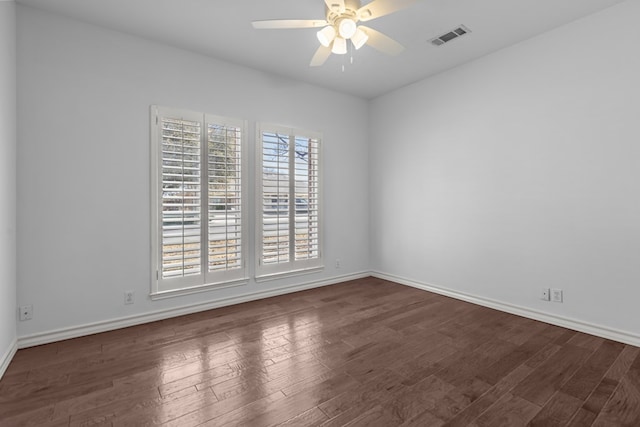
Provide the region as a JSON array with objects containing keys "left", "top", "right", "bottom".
[
  {"left": 592, "top": 350, "right": 640, "bottom": 426},
  {"left": 205, "top": 373, "right": 357, "bottom": 427},
  {"left": 567, "top": 332, "right": 606, "bottom": 352},
  {"left": 0, "top": 375, "right": 113, "bottom": 420},
  {"left": 567, "top": 408, "right": 598, "bottom": 427},
  {"left": 528, "top": 391, "right": 582, "bottom": 426},
  {"left": 0, "top": 404, "right": 59, "bottom": 427},
  {"left": 166, "top": 390, "right": 287, "bottom": 427},
  {"left": 582, "top": 377, "right": 619, "bottom": 416},
  {"left": 341, "top": 404, "right": 403, "bottom": 427},
  {"left": 211, "top": 356, "right": 332, "bottom": 402},
  {"left": 433, "top": 337, "right": 516, "bottom": 388},
  {"left": 115, "top": 388, "right": 217, "bottom": 426},
  {"left": 319, "top": 402, "right": 382, "bottom": 427},
  {"left": 1, "top": 277, "right": 638, "bottom": 426},
  {"left": 525, "top": 342, "right": 562, "bottom": 369},
  {"left": 473, "top": 392, "right": 540, "bottom": 426},
  {"left": 51, "top": 375, "right": 162, "bottom": 421},
  {"left": 496, "top": 317, "right": 549, "bottom": 346},
  {"left": 442, "top": 364, "right": 534, "bottom": 427},
  {"left": 386, "top": 374, "right": 455, "bottom": 424},
  {"left": 390, "top": 338, "right": 458, "bottom": 387},
  {"left": 592, "top": 377, "right": 640, "bottom": 426},
  {"left": 317, "top": 369, "right": 405, "bottom": 421},
  {"left": 431, "top": 377, "right": 492, "bottom": 421},
  {"left": 276, "top": 406, "right": 329, "bottom": 426},
  {"left": 400, "top": 407, "right": 445, "bottom": 427},
  {"left": 66, "top": 386, "right": 166, "bottom": 426},
  {"left": 476, "top": 334, "right": 552, "bottom": 386},
  {"left": 605, "top": 345, "right": 640, "bottom": 382},
  {"left": 511, "top": 343, "right": 592, "bottom": 406},
  {"left": 561, "top": 340, "right": 625, "bottom": 401}
]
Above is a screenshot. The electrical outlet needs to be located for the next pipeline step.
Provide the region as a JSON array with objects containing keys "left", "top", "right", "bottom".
[
  {"left": 541, "top": 288, "right": 550, "bottom": 301},
  {"left": 19, "top": 305, "right": 33, "bottom": 321},
  {"left": 124, "top": 291, "right": 135, "bottom": 305},
  {"left": 335, "top": 258, "right": 341, "bottom": 269},
  {"left": 551, "top": 289, "right": 563, "bottom": 303}
]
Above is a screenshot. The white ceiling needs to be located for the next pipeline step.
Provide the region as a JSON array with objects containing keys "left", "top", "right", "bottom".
[{"left": 16, "top": 0, "right": 626, "bottom": 99}]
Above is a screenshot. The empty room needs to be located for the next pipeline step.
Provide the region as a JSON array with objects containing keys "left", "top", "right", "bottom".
[{"left": 1, "top": 0, "right": 639, "bottom": 425}]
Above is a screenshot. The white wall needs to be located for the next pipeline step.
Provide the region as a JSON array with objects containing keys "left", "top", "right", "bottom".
[
  {"left": 16, "top": 5, "right": 370, "bottom": 341},
  {"left": 0, "top": 0, "right": 18, "bottom": 375},
  {"left": 16, "top": 0, "right": 639, "bottom": 347},
  {"left": 370, "top": 0, "right": 640, "bottom": 341}
]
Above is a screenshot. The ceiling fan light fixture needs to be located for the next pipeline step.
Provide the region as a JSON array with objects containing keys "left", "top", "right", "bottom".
[
  {"left": 252, "top": 0, "right": 418, "bottom": 67},
  {"left": 317, "top": 25, "right": 336, "bottom": 47},
  {"left": 338, "top": 18, "right": 357, "bottom": 39},
  {"left": 332, "top": 37, "right": 347, "bottom": 54},
  {"left": 351, "top": 27, "right": 368, "bottom": 50}
]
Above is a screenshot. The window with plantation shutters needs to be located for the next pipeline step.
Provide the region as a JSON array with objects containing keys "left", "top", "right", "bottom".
[
  {"left": 151, "top": 106, "right": 247, "bottom": 297},
  {"left": 257, "top": 124, "right": 322, "bottom": 279}
]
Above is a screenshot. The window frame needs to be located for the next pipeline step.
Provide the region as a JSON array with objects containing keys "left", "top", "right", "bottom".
[
  {"left": 150, "top": 106, "right": 249, "bottom": 299},
  {"left": 255, "top": 123, "right": 323, "bottom": 281}
]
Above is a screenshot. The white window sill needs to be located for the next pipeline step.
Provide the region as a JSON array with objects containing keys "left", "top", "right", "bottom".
[
  {"left": 255, "top": 266, "right": 324, "bottom": 283},
  {"left": 150, "top": 278, "right": 249, "bottom": 300}
]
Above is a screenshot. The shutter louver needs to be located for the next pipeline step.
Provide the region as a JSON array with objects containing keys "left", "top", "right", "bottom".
[
  {"left": 258, "top": 125, "right": 322, "bottom": 278},
  {"left": 294, "top": 135, "right": 320, "bottom": 261},
  {"left": 207, "top": 123, "right": 243, "bottom": 273},
  {"left": 152, "top": 107, "right": 247, "bottom": 296},
  {"left": 262, "top": 132, "right": 290, "bottom": 265},
  {"left": 161, "top": 117, "right": 202, "bottom": 279}
]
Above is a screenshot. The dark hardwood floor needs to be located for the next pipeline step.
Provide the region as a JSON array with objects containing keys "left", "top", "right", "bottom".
[{"left": 1, "top": 277, "right": 639, "bottom": 426}]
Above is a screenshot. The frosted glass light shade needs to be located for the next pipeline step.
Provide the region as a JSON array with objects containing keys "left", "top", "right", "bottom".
[
  {"left": 332, "top": 37, "right": 347, "bottom": 54},
  {"left": 317, "top": 26, "right": 336, "bottom": 48},
  {"left": 351, "top": 27, "right": 369, "bottom": 50},
  {"left": 338, "top": 19, "right": 357, "bottom": 39}
]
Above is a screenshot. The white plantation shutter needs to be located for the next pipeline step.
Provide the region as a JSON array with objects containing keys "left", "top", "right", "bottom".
[
  {"left": 293, "top": 135, "right": 320, "bottom": 261},
  {"left": 151, "top": 107, "right": 247, "bottom": 296},
  {"left": 257, "top": 124, "right": 322, "bottom": 279},
  {"left": 206, "top": 120, "right": 243, "bottom": 276},
  {"left": 159, "top": 114, "right": 203, "bottom": 283}
]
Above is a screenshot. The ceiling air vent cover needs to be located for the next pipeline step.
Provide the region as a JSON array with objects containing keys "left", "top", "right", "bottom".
[{"left": 430, "top": 25, "right": 471, "bottom": 46}]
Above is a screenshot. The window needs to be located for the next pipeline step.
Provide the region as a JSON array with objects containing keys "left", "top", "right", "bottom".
[
  {"left": 257, "top": 124, "right": 322, "bottom": 279},
  {"left": 150, "top": 106, "right": 247, "bottom": 297}
]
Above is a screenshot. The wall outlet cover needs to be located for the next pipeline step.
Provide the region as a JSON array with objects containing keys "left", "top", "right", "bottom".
[
  {"left": 551, "top": 289, "right": 563, "bottom": 303},
  {"left": 541, "top": 288, "right": 550, "bottom": 301},
  {"left": 19, "top": 305, "right": 33, "bottom": 321},
  {"left": 124, "top": 291, "right": 135, "bottom": 305}
]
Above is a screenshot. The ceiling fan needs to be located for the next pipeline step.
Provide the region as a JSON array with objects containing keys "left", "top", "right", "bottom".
[{"left": 252, "top": 0, "right": 417, "bottom": 67}]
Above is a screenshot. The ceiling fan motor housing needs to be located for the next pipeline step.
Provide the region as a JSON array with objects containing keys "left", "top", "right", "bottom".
[{"left": 325, "top": 0, "right": 361, "bottom": 25}]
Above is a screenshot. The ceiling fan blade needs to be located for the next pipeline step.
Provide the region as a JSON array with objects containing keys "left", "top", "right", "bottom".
[
  {"left": 324, "top": 0, "right": 346, "bottom": 13},
  {"left": 252, "top": 19, "right": 328, "bottom": 29},
  {"left": 357, "top": 0, "right": 418, "bottom": 22},
  {"left": 359, "top": 26, "right": 405, "bottom": 55},
  {"left": 310, "top": 45, "right": 332, "bottom": 67}
]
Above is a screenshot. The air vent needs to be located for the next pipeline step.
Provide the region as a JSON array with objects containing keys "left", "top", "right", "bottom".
[{"left": 430, "top": 25, "right": 471, "bottom": 46}]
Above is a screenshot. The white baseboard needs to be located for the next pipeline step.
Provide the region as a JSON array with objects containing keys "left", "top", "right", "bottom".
[
  {"left": 0, "top": 337, "right": 18, "bottom": 380},
  {"left": 17, "top": 272, "right": 370, "bottom": 349},
  {"left": 372, "top": 271, "right": 640, "bottom": 348},
  {"left": 17, "top": 271, "right": 639, "bottom": 350}
]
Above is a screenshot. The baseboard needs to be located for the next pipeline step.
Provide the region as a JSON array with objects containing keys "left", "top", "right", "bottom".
[
  {"left": 17, "top": 272, "right": 370, "bottom": 349},
  {"left": 18, "top": 270, "right": 638, "bottom": 350},
  {"left": 0, "top": 337, "right": 18, "bottom": 380},
  {"left": 372, "top": 271, "right": 640, "bottom": 348}
]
